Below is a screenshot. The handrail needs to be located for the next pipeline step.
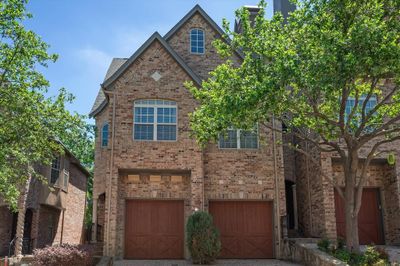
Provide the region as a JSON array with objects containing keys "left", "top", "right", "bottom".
[{"left": 8, "top": 237, "right": 17, "bottom": 257}]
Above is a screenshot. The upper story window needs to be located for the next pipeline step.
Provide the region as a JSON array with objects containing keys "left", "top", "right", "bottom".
[
  {"left": 190, "top": 29, "right": 205, "bottom": 54},
  {"left": 50, "top": 156, "right": 61, "bottom": 185},
  {"left": 345, "top": 95, "right": 377, "bottom": 122},
  {"left": 62, "top": 159, "right": 69, "bottom": 191},
  {"left": 219, "top": 128, "right": 258, "bottom": 149},
  {"left": 134, "top": 99, "right": 177, "bottom": 141},
  {"left": 101, "top": 123, "right": 109, "bottom": 147}
]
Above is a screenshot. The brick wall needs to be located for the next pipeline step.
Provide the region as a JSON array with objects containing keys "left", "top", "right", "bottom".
[
  {"left": 0, "top": 206, "right": 13, "bottom": 256},
  {"left": 167, "top": 12, "right": 241, "bottom": 80},
  {"left": 296, "top": 144, "right": 400, "bottom": 244},
  {"left": 61, "top": 163, "right": 87, "bottom": 244},
  {"left": 93, "top": 9, "right": 286, "bottom": 259},
  {"left": 36, "top": 205, "right": 61, "bottom": 248}
]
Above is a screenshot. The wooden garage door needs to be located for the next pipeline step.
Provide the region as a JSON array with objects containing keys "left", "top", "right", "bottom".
[
  {"left": 334, "top": 188, "right": 384, "bottom": 244},
  {"left": 125, "top": 200, "right": 184, "bottom": 259},
  {"left": 209, "top": 201, "right": 273, "bottom": 259}
]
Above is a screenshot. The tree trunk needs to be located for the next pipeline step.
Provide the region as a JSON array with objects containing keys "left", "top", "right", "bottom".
[{"left": 343, "top": 151, "right": 361, "bottom": 253}]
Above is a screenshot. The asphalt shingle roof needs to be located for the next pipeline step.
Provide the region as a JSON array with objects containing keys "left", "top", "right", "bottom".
[{"left": 89, "top": 58, "right": 127, "bottom": 117}]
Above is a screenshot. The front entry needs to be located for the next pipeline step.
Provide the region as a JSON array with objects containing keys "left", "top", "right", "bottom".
[
  {"left": 124, "top": 200, "right": 184, "bottom": 259},
  {"left": 334, "top": 188, "right": 384, "bottom": 244},
  {"left": 209, "top": 201, "right": 274, "bottom": 259}
]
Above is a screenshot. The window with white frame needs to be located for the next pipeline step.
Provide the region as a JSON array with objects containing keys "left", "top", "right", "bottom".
[
  {"left": 190, "top": 29, "right": 205, "bottom": 54},
  {"left": 50, "top": 156, "right": 61, "bottom": 185},
  {"left": 219, "top": 128, "right": 258, "bottom": 149},
  {"left": 134, "top": 99, "right": 177, "bottom": 141},
  {"left": 62, "top": 159, "right": 69, "bottom": 191}
]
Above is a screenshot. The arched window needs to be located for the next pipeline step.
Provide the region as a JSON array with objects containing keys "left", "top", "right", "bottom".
[
  {"left": 101, "top": 123, "right": 109, "bottom": 147},
  {"left": 134, "top": 99, "right": 177, "bottom": 141},
  {"left": 190, "top": 28, "right": 204, "bottom": 54}
]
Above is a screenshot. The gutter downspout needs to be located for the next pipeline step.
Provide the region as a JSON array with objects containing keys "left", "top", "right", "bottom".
[
  {"left": 272, "top": 115, "right": 281, "bottom": 258},
  {"left": 305, "top": 139, "right": 313, "bottom": 235},
  {"left": 105, "top": 91, "right": 116, "bottom": 256}
]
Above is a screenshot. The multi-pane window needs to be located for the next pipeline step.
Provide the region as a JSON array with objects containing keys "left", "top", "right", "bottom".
[
  {"left": 345, "top": 95, "right": 377, "bottom": 124},
  {"left": 219, "top": 128, "right": 258, "bottom": 149},
  {"left": 62, "top": 159, "right": 69, "bottom": 191},
  {"left": 190, "top": 29, "right": 205, "bottom": 54},
  {"left": 345, "top": 96, "right": 377, "bottom": 116},
  {"left": 50, "top": 156, "right": 61, "bottom": 185},
  {"left": 134, "top": 99, "right": 177, "bottom": 141},
  {"left": 101, "top": 123, "right": 109, "bottom": 147}
]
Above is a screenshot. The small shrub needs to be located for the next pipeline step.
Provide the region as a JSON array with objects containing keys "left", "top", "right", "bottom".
[
  {"left": 362, "top": 245, "right": 390, "bottom": 266},
  {"left": 317, "top": 238, "right": 331, "bottom": 252},
  {"left": 337, "top": 238, "right": 345, "bottom": 250},
  {"left": 32, "top": 244, "right": 93, "bottom": 266},
  {"left": 186, "top": 211, "right": 221, "bottom": 264}
]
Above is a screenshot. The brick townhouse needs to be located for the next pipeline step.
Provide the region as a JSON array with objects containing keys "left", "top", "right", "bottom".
[
  {"left": 0, "top": 146, "right": 90, "bottom": 257},
  {"left": 89, "top": 1, "right": 400, "bottom": 261}
]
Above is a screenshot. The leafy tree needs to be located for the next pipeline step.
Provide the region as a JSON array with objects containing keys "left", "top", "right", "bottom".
[
  {"left": 187, "top": 0, "right": 400, "bottom": 253},
  {"left": 0, "top": 0, "right": 94, "bottom": 209}
]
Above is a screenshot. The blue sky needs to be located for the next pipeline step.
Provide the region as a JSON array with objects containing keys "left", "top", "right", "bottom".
[{"left": 26, "top": 0, "right": 273, "bottom": 119}]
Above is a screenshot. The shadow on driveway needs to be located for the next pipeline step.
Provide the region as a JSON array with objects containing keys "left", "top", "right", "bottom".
[{"left": 113, "top": 259, "right": 302, "bottom": 266}]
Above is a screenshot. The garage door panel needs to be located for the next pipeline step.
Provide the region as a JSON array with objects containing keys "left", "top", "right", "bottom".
[
  {"left": 209, "top": 201, "right": 273, "bottom": 259},
  {"left": 243, "top": 203, "right": 272, "bottom": 235},
  {"left": 334, "top": 188, "right": 384, "bottom": 245},
  {"left": 125, "top": 236, "right": 151, "bottom": 258},
  {"left": 220, "top": 237, "right": 240, "bottom": 258},
  {"left": 131, "top": 202, "right": 152, "bottom": 235},
  {"left": 125, "top": 200, "right": 184, "bottom": 259},
  {"left": 209, "top": 202, "right": 237, "bottom": 236}
]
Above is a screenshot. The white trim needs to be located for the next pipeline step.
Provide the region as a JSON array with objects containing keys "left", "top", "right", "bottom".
[
  {"left": 189, "top": 28, "right": 205, "bottom": 55},
  {"left": 133, "top": 99, "right": 178, "bottom": 142},
  {"left": 218, "top": 126, "right": 259, "bottom": 150}
]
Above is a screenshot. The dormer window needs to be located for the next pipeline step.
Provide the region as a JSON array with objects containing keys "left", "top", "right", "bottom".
[{"left": 190, "top": 29, "right": 205, "bottom": 54}]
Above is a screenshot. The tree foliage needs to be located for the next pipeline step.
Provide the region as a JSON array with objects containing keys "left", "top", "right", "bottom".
[
  {"left": 187, "top": 0, "right": 400, "bottom": 252},
  {"left": 0, "top": 0, "right": 94, "bottom": 208}
]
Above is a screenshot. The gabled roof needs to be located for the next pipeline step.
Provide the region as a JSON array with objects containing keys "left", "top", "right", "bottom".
[
  {"left": 89, "top": 58, "right": 127, "bottom": 117},
  {"left": 163, "top": 4, "right": 244, "bottom": 59},
  {"left": 101, "top": 32, "right": 202, "bottom": 89},
  {"left": 164, "top": 4, "right": 226, "bottom": 40}
]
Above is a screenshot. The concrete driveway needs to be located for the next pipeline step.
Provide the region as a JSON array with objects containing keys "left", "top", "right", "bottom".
[{"left": 113, "top": 259, "right": 301, "bottom": 266}]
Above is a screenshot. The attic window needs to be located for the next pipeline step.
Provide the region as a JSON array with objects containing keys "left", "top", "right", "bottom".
[{"left": 190, "top": 29, "right": 204, "bottom": 54}]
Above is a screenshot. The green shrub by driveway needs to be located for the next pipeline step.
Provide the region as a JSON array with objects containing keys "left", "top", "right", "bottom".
[{"left": 186, "top": 211, "right": 221, "bottom": 264}]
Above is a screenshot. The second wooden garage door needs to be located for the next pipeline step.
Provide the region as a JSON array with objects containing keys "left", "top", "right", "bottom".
[
  {"left": 334, "top": 188, "right": 384, "bottom": 244},
  {"left": 209, "top": 201, "right": 274, "bottom": 258},
  {"left": 125, "top": 200, "right": 184, "bottom": 259}
]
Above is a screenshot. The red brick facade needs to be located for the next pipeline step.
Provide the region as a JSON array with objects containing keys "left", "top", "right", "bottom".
[
  {"left": 91, "top": 4, "right": 400, "bottom": 260},
  {"left": 0, "top": 153, "right": 89, "bottom": 256},
  {"left": 91, "top": 5, "right": 287, "bottom": 259}
]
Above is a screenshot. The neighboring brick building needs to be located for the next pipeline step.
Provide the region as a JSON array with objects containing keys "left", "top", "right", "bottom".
[
  {"left": 0, "top": 147, "right": 90, "bottom": 257},
  {"left": 295, "top": 123, "right": 400, "bottom": 245},
  {"left": 90, "top": 5, "right": 287, "bottom": 260}
]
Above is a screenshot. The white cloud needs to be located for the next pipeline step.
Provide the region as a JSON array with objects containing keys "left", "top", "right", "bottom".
[{"left": 77, "top": 47, "right": 113, "bottom": 73}]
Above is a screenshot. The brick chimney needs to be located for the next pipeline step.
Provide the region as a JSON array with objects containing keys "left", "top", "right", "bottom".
[
  {"left": 234, "top": 5, "right": 261, "bottom": 33},
  {"left": 234, "top": 0, "right": 296, "bottom": 33},
  {"left": 273, "top": 0, "right": 296, "bottom": 22}
]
